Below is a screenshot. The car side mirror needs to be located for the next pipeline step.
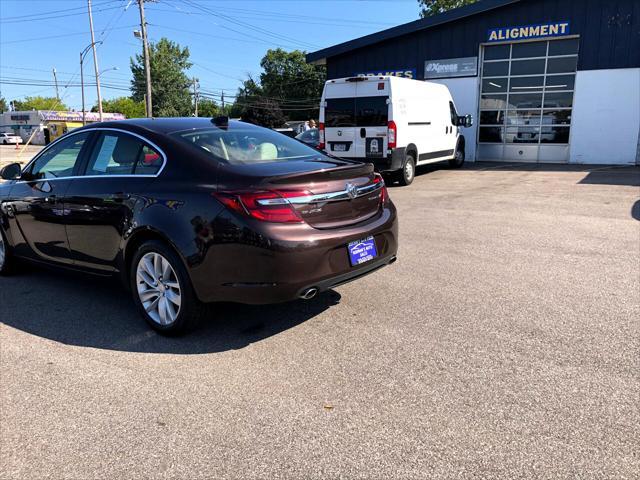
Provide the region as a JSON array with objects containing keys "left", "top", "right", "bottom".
[
  {"left": 0, "top": 162, "right": 21, "bottom": 180},
  {"left": 457, "top": 114, "right": 473, "bottom": 128}
]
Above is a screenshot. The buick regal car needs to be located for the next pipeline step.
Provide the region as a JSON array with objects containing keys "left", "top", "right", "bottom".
[{"left": 0, "top": 118, "right": 398, "bottom": 334}]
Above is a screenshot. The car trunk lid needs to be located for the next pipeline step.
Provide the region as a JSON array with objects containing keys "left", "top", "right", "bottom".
[{"left": 218, "top": 157, "right": 384, "bottom": 229}]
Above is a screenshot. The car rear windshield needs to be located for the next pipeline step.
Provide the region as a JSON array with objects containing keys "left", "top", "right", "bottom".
[
  {"left": 171, "top": 126, "right": 321, "bottom": 165},
  {"left": 325, "top": 96, "right": 388, "bottom": 127}
]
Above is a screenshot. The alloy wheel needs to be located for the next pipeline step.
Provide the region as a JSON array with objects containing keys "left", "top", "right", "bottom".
[{"left": 136, "top": 252, "right": 182, "bottom": 326}]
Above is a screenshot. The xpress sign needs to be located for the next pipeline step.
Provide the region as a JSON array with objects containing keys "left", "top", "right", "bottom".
[{"left": 488, "top": 21, "right": 570, "bottom": 42}]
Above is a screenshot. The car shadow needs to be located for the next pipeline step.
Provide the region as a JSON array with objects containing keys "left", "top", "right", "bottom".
[
  {"left": 467, "top": 162, "right": 640, "bottom": 187},
  {"left": 0, "top": 265, "right": 342, "bottom": 354},
  {"left": 385, "top": 162, "right": 447, "bottom": 187}
]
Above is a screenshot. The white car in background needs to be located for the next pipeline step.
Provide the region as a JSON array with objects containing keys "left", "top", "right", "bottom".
[{"left": 0, "top": 133, "right": 22, "bottom": 145}]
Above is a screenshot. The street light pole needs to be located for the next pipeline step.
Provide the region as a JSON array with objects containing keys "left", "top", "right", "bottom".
[
  {"left": 87, "top": 0, "right": 103, "bottom": 121},
  {"left": 80, "top": 52, "right": 85, "bottom": 125},
  {"left": 80, "top": 41, "right": 102, "bottom": 126}
]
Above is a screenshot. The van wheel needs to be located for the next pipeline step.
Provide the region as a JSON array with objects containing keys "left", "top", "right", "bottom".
[
  {"left": 449, "top": 147, "right": 465, "bottom": 168},
  {"left": 398, "top": 154, "right": 415, "bottom": 186}
]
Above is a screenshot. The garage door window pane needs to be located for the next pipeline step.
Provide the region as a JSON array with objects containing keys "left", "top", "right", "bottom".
[
  {"left": 540, "top": 126, "right": 570, "bottom": 143},
  {"left": 546, "top": 56, "right": 578, "bottom": 74},
  {"left": 484, "top": 44, "right": 510, "bottom": 60},
  {"left": 506, "top": 127, "right": 540, "bottom": 143},
  {"left": 545, "top": 74, "right": 575, "bottom": 90},
  {"left": 542, "top": 109, "right": 571, "bottom": 125},
  {"left": 482, "top": 78, "right": 508, "bottom": 93},
  {"left": 512, "top": 41, "right": 547, "bottom": 58},
  {"left": 548, "top": 38, "right": 579, "bottom": 56},
  {"left": 510, "top": 76, "right": 544, "bottom": 92},
  {"left": 479, "top": 127, "right": 503, "bottom": 143},
  {"left": 510, "top": 59, "right": 546, "bottom": 75},
  {"left": 544, "top": 91, "right": 573, "bottom": 108},
  {"left": 481, "top": 94, "right": 508, "bottom": 110},
  {"left": 482, "top": 61, "right": 509, "bottom": 77},
  {"left": 507, "top": 110, "right": 542, "bottom": 126},
  {"left": 508, "top": 93, "right": 543, "bottom": 109},
  {"left": 480, "top": 110, "right": 505, "bottom": 125}
]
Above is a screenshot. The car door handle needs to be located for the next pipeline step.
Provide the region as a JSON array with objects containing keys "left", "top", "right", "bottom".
[
  {"left": 109, "top": 193, "right": 131, "bottom": 202},
  {"left": 44, "top": 195, "right": 57, "bottom": 203}
]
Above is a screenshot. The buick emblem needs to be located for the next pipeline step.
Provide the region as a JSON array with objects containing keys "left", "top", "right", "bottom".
[
  {"left": 337, "top": 130, "right": 343, "bottom": 136},
  {"left": 345, "top": 182, "right": 358, "bottom": 200}
]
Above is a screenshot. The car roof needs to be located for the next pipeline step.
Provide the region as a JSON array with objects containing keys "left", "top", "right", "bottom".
[{"left": 76, "top": 118, "right": 260, "bottom": 135}]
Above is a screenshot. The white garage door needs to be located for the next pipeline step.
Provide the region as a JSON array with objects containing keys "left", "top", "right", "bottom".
[{"left": 477, "top": 37, "right": 579, "bottom": 163}]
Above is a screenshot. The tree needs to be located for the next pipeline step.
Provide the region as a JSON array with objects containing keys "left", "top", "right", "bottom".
[
  {"left": 230, "top": 49, "right": 325, "bottom": 122},
  {"left": 258, "top": 48, "right": 325, "bottom": 121},
  {"left": 12, "top": 96, "right": 68, "bottom": 111},
  {"left": 229, "top": 76, "right": 262, "bottom": 118},
  {"left": 0, "top": 97, "right": 7, "bottom": 113},
  {"left": 241, "top": 98, "right": 286, "bottom": 128},
  {"left": 197, "top": 98, "right": 219, "bottom": 117},
  {"left": 131, "top": 38, "right": 192, "bottom": 117},
  {"left": 93, "top": 97, "right": 145, "bottom": 118},
  {"left": 418, "top": 0, "right": 478, "bottom": 17}
]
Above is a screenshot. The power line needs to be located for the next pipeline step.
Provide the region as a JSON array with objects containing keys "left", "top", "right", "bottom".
[
  {"left": 180, "top": 0, "right": 319, "bottom": 50},
  {"left": 0, "top": 3, "right": 122, "bottom": 24},
  {"left": 0, "top": 24, "right": 140, "bottom": 45}
]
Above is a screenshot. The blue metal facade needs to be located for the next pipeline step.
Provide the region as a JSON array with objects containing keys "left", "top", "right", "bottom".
[{"left": 308, "top": 0, "right": 640, "bottom": 79}]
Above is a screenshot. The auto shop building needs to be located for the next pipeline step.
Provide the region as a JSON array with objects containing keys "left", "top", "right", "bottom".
[{"left": 306, "top": 0, "right": 640, "bottom": 164}]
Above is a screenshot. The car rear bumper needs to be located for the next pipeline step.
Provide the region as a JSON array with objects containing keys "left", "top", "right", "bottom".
[{"left": 188, "top": 203, "right": 399, "bottom": 304}]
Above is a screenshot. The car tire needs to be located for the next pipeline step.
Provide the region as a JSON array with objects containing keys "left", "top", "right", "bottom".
[
  {"left": 0, "top": 227, "right": 17, "bottom": 275},
  {"left": 397, "top": 153, "right": 416, "bottom": 186},
  {"left": 449, "top": 145, "right": 465, "bottom": 168},
  {"left": 2, "top": 140, "right": 6, "bottom": 145},
  {"left": 130, "top": 240, "right": 207, "bottom": 335}
]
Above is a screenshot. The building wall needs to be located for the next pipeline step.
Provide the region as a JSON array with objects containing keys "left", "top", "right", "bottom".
[
  {"left": 570, "top": 68, "right": 640, "bottom": 164},
  {"left": 326, "top": 0, "right": 640, "bottom": 80}
]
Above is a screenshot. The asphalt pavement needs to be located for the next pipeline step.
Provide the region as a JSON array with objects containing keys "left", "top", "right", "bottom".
[{"left": 1, "top": 162, "right": 639, "bottom": 479}]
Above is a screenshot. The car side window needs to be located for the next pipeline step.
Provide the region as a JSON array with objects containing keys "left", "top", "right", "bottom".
[
  {"left": 84, "top": 132, "right": 163, "bottom": 176},
  {"left": 28, "top": 132, "right": 90, "bottom": 180},
  {"left": 449, "top": 101, "right": 458, "bottom": 126}
]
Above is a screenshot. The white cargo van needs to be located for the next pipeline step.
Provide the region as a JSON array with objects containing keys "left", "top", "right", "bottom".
[{"left": 319, "top": 76, "right": 473, "bottom": 186}]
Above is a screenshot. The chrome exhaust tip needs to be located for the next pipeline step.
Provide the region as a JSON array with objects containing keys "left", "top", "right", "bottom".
[{"left": 300, "top": 287, "right": 318, "bottom": 300}]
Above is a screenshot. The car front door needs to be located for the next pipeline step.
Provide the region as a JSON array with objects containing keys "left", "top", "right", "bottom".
[
  {"left": 64, "top": 130, "right": 164, "bottom": 272},
  {"left": 7, "top": 131, "right": 93, "bottom": 264}
]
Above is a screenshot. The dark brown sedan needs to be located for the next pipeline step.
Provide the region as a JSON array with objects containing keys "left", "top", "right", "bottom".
[{"left": 0, "top": 118, "right": 398, "bottom": 334}]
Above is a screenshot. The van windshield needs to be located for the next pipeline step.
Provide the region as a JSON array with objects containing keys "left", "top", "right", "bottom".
[{"left": 325, "top": 96, "right": 388, "bottom": 128}]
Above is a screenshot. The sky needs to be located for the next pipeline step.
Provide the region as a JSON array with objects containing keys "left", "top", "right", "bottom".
[{"left": 0, "top": 0, "right": 420, "bottom": 111}]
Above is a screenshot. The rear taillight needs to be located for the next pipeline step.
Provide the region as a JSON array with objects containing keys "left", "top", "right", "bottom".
[
  {"left": 387, "top": 120, "right": 397, "bottom": 149},
  {"left": 373, "top": 173, "right": 389, "bottom": 206},
  {"left": 213, "top": 190, "right": 307, "bottom": 223},
  {"left": 318, "top": 122, "right": 325, "bottom": 150}
]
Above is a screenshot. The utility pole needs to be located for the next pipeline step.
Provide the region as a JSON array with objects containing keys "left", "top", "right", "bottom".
[
  {"left": 138, "top": 0, "right": 153, "bottom": 117},
  {"left": 192, "top": 78, "right": 199, "bottom": 117},
  {"left": 87, "top": 0, "right": 103, "bottom": 121},
  {"left": 221, "top": 90, "right": 225, "bottom": 114},
  {"left": 52, "top": 68, "right": 60, "bottom": 101}
]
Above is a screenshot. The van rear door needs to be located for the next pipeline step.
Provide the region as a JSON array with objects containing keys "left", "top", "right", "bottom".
[
  {"left": 352, "top": 79, "right": 389, "bottom": 160},
  {"left": 323, "top": 78, "right": 389, "bottom": 160}
]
